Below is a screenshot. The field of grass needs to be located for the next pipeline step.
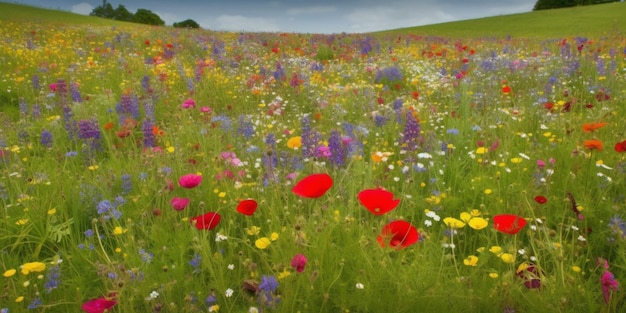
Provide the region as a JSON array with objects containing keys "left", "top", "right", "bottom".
[
  {"left": 1, "top": 2, "right": 626, "bottom": 313},
  {"left": 386, "top": 2, "right": 626, "bottom": 38}
]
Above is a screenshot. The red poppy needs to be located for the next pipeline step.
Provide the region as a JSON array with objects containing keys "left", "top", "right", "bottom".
[
  {"left": 502, "top": 86, "right": 511, "bottom": 94},
  {"left": 236, "top": 199, "right": 258, "bottom": 216},
  {"left": 377, "top": 220, "right": 419, "bottom": 249},
  {"left": 179, "top": 173, "right": 202, "bottom": 188},
  {"left": 114, "top": 129, "right": 128, "bottom": 138},
  {"left": 291, "top": 173, "right": 333, "bottom": 198},
  {"left": 615, "top": 140, "right": 626, "bottom": 153},
  {"left": 583, "top": 139, "right": 603, "bottom": 151},
  {"left": 190, "top": 212, "right": 221, "bottom": 230},
  {"left": 493, "top": 214, "right": 527, "bottom": 235},
  {"left": 81, "top": 297, "right": 117, "bottom": 313},
  {"left": 533, "top": 196, "right": 547, "bottom": 204},
  {"left": 582, "top": 122, "right": 606, "bottom": 133},
  {"left": 358, "top": 188, "right": 400, "bottom": 215}
]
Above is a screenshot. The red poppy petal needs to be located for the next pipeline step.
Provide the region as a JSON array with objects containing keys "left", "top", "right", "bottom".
[
  {"left": 291, "top": 173, "right": 333, "bottom": 198},
  {"left": 237, "top": 199, "right": 258, "bottom": 216},
  {"left": 190, "top": 212, "right": 221, "bottom": 230},
  {"left": 615, "top": 140, "right": 626, "bottom": 153},
  {"left": 378, "top": 220, "right": 419, "bottom": 249},
  {"left": 358, "top": 188, "right": 400, "bottom": 215},
  {"left": 493, "top": 214, "right": 527, "bottom": 235},
  {"left": 534, "top": 196, "right": 547, "bottom": 204}
]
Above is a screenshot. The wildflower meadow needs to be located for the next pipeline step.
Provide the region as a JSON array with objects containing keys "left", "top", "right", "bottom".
[{"left": 1, "top": 5, "right": 626, "bottom": 313}]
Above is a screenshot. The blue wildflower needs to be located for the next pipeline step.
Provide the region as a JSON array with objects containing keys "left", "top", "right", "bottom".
[{"left": 40, "top": 129, "right": 53, "bottom": 148}]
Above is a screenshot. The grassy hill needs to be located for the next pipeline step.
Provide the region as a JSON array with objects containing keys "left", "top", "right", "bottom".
[
  {"left": 0, "top": 2, "right": 132, "bottom": 26},
  {"left": 1, "top": 1, "right": 625, "bottom": 38},
  {"left": 383, "top": 2, "right": 626, "bottom": 38}
]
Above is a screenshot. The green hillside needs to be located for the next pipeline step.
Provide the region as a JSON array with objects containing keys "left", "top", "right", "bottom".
[
  {"left": 0, "top": 2, "right": 132, "bottom": 26},
  {"left": 384, "top": 2, "right": 626, "bottom": 38}
]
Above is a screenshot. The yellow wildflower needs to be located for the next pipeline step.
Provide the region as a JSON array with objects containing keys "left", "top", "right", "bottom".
[
  {"left": 255, "top": 237, "right": 271, "bottom": 249},
  {"left": 443, "top": 217, "right": 466, "bottom": 229},
  {"left": 286, "top": 136, "right": 302, "bottom": 149},
  {"left": 463, "top": 255, "right": 479, "bottom": 267},
  {"left": 21, "top": 262, "right": 46, "bottom": 275},
  {"left": 3, "top": 269, "right": 17, "bottom": 277},
  {"left": 468, "top": 217, "right": 488, "bottom": 230}
]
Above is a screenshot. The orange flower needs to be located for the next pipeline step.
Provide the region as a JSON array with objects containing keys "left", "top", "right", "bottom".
[
  {"left": 152, "top": 125, "right": 165, "bottom": 136},
  {"left": 104, "top": 122, "right": 115, "bottom": 131},
  {"left": 582, "top": 122, "right": 606, "bottom": 133},
  {"left": 583, "top": 139, "right": 603, "bottom": 151}
]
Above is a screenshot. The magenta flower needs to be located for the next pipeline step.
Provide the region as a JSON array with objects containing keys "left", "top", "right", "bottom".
[
  {"left": 81, "top": 297, "right": 117, "bottom": 313},
  {"left": 291, "top": 254, "right": 307, "bottom": 273},
  {"left": 599, "top": 258, "right": 619, "bottom": 303},
  {"left": 171, "top": 197, "right": 190, "bottom": 211},
  {"left": 181, "top": 98, "right": 196, "bottom": 109},
  {"left": 179, "top": 173, "right": 202, "bottom": 188}
]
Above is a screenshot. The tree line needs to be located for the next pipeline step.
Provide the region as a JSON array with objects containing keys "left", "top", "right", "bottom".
[
  {"left": 533, "top": 0, "right": 621, "bottom": 10},
  {"left": 90, "top": 0, "right": 200, "bottom": 28}
]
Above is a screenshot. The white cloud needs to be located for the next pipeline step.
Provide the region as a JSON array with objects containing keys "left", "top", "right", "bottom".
[
  {"left": 286, "top": 6, "right": 337, "bottom": 15},
  {"left": 214, "top": 15, "right": 279, "bottom": 32},
  {"left": 71, "top": 2, "right": 93, "bottom": 15},
  {"left": 345, "top": 5, "right": 455, "bottom": 32}
]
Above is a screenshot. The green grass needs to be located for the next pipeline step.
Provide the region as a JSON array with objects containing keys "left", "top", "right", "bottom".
[
  {"left": 381, "top": 2, "right": 626, "bottom": 38},
  {"left": 0, "top": 2, "right": 134, "bottom": 26},
  {"left": 1, "top": 2, "right": 626, "bottom": 313}
]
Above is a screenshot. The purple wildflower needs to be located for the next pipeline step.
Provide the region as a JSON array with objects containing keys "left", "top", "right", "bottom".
[
  {"left": 327, "top": 130, "right": 345, "bottom": 167},
  {"left": 402, "top": 111, "right": 421, "bottom": 151},
  {"left": 237, "top": 115, "right": 255, "bottom": 140},
  {"left": 273, "top": 62, "right": 286, "bottom": 81},
  {"left": 19, "top": 98, "right": 28, "bottom": 116},
  {"left": 121, "top": 174, "right": 132, "bottom": 194},
  {"left": 77, "top": 119, "right": 102, "bottom": 151},
  {"left": 40, "top": 129, "right": 53, "bottom": 148},
  {"left": 116, "top": 93, "right": 140, "bottom": 125},
  {"left": 258, "top": 275, "right": 280, "bottom": 309},
  {"left": 44, "top": 264, "right": 61, "bottom": 293},
  {"left": 62, "top": 106, "right": 78, "bottom": 139},
  {"left": 141, "top": 75, "right": 152, "bottom": 93},
  {"left": 70, "top": 82, "right": 82, "bottom": 103},
  {"left": 189, "top": 253, "right": 202, "bottom": 274},
  {"left": 142, "top": 119, "right": 155, "bottom": 148},
  {"left": 32, "top": 74, "right": 40, "bottom": 90}
]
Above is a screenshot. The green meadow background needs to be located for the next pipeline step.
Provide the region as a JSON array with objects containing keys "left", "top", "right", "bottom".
[{"left": 1, "top": 2, "right": 626, "bottom": 312}]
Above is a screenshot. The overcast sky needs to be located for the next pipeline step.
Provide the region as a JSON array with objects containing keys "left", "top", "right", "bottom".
[{"left": 12, "top": 0, "right": 537, "bottom": 33}]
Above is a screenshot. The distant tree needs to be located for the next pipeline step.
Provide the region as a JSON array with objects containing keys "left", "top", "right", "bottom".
[
  {"left": 173, "top": 19, "right": 200, "bottom": 29},
  {"left": 90, "top": 0, "right": 115, "bottom": 18},
  {"left": 133, "top": 8, "right": 165, "bottom": 26},
  {"left": 533, "top": 0, "right": 620, "bottom": 10},
  {"left": 113, "top": 5, "right": 134, "bottom": 22}
]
